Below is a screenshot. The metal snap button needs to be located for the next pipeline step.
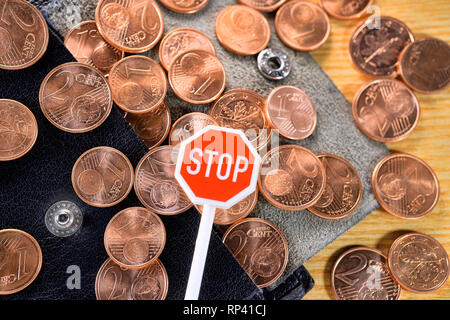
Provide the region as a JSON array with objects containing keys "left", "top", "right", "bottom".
[
  {"left": 257, "top": 48, "right": 291, "bottom": 80},
  {"left": 45, "top": 201, "right": 83, "bottom": 237}
]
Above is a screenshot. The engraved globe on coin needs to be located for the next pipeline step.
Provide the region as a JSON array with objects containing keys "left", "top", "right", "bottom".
[{"left": 157, "top": 0, "right": 209, "bottom": 14}]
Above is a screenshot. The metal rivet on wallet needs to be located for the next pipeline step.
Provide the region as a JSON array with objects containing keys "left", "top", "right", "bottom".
[
  {"left": 45, "top": 201, "right": 83, "bottom": 237},
  {"left": 257, "top": 48, "right": 291, "bottom": 81}
]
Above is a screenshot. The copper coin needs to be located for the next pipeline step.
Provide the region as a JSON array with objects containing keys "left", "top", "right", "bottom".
[
  {"left": 209, "top": 89, "right": 271, "bottom": 151},
  {"left": 321, "top": 0, "right": 373, "bottom": 20},
  {"left": 95, "top": 258, "right": 168, "bottom": 300},
  {"left": 372, "top": 153, "right": 440, "bottom": 219},
  {"left": 265, "top": 85, "right": 317, "bottom": 140},
  {"left": 168, "top": 49, "right": 226, "bottom": 104},
  {"left": 95, "top": 0, "right": 164, "bottom": 53},
  {"left": 238, "top": 0, "right": 287, "bottom": 12},
  {"left": 157, "top": 0, "right": 209, "bottom": 14},
  {"left": 39, "top": 62, "right": 113, "bottom": 133},
  {"left": 109, "top": 55, "right": 167, "bottom": 114},
  {"left": 388, "top": 232, "right": 449, "bottom": 294},
  {"left": 0, "top": 229, "right": 42, "bottom": 295},
  {"left": 332, "top": 247, "right": 401, "bottom": 300},
  {"left": 72, "top": 146, "right": 134, "bottom": 208},
  {"left": 349, "top": 16, "right": 414, "bottom": 78},
  {"left": 398, "top": 37, "right": 450, "bottom": 94},
  {"left": 0, "top": 0, "right": 49, "bottom": 70},
  {"left": 64, "top": 20, "right": 124, "bottom": 76},
  {"left": 104, "top": 207, "right": 166, "bottom": 269},
  {"left": 352, "top": 79, "right": 420, "bottom": 142},
  {"left": 159, "top": 28, "right": 216, "bottom": 71},
  {"left": 168, "top": 112, "right": 218, "bottom": 145},
  {"left": 216, "top": 5, "right": 271, "bottom": 56},
  {"left": 135, "top": 145, "right": 193, "bottom": 215},
  {"left": 223, "top": 218, "right": 288, "bottom": 288},
  {"left": 308, "top": 154, "right": 362, "bottom": 219},
  {"left": 275, "top": 0, "right": 330, "bottom": 52},
  {"left": 258, "top": 145, "right": 326, "bottom": 211},
  {"left": 123, "top": 101, "right": 171, "bottom": 149},
  {"left": 197, "top": 191, "right": 258, "bottom": 225},
  {"left": 0, "top": 99, "right": 38, "bottom": 161}
]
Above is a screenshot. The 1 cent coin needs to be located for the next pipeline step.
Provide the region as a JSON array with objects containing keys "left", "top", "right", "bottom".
[
  {"left": 332, "top": 247, "right": 401, "bottom": 300},
  {"left": 168, "top": 112, "right": 218, "bottom": 145},
  {"left": 95, "top": 258, "right": 168, "bottom": 300},
  {"left": 238, "top": 0, "right": 286, "bottom": 12},
  {"left": 39, "top": 62, "right": 113, "bottom": 133},
  {"left": 0, "top": 0, "right": 49, "bottom": 70},
  {"left": 258, "top": 145, "right": 326, "bottom": 211},
  {"left": 72, "top": 146, "right": 134, "bottom": 208},
  {"left": 372, "top": 153, "right": 440, "bottom": 219},
  {"left": 157, "top": 0, "right": 209, "bottom": 14},
  {"left": 398, "top": 37, "right": 450, "bottom": 94},
  {"left": 135, "top": 145, "right": 193, "bottom": 215},
  {"left": 0, "top": 229, "right": 42, "bottom": 295},
  {"left": 168, "top": 49, "right": 226, "bottom": 104},
  {"left": 109, "top": 55, "right": 167, "bottom": 114},
  {"left": 216, "top": 5, "right": 270, "bottom": 56},
  {"left": 321, "top": 0, "right": 373, "bottom": 20},
  {"left": 352, "top": 79, "right": 420, "bottom": 142},
  {"left": 159, "top": 27, "right": 216, "bottom": 71},
  {"left": 349, "top": 16, "right": 414, "bottom": 78},
  {"left": 275, "top": 0, "right": 330, "bottom": 52},
  {"left": 308, "top": 154, "right": 362, "bottom": 219},
  {"left": 64, "top": 20, "right": 124, "bottom": 76},
  {"left": 0, "top": 99, "right": 38, "bottom": 161},
  {"left": 388, "top": 232, "right": 449, "bottom": 294},
  {"left": 95, "top": 0, "right": 164, "bottom": 53},
  {"left": 265, "top": 85, "right": 317, "bottom": 140},
  {"left": 104, "top": 207, "right": 166, "bottom": 269},
  {"left": 223, "top": 218, "right": 288, "bottom": 288}
]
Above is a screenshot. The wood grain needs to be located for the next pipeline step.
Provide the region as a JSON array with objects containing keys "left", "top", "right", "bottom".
[{"left": 303, "top": 0, "right": 450, "bottom": 300}]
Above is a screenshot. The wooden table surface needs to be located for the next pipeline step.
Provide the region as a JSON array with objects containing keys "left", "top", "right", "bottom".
[{"left": 302, "top": 0, "right": 450, "bottom": 300}]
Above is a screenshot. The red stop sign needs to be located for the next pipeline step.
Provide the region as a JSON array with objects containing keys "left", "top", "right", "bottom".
[{"left": 175, "top": 126, "right": 260, "bottom": 209}]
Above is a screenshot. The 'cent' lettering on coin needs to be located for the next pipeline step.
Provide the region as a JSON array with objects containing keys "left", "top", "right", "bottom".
[
  {"left": 72, "top": 146, "right": 134, "bottom": 207},
  {"left": 259, "top": 145, "right": 326, "bottom": 211},
  {"left": 64, "top": 20, "right": 124, "bottom": 76},
  {"left": 372, "top": 153, "right": 440, "bottom": 219},
  {"left": 332, "top": 247, "right": 401, "bottom": 300},
  {"left": 39, "top": 62, "right": 113, "bottom": 133},
  {"left": 223, "top": 218, "right": 288, "bottom": 288},
  {"left": 95, "top": 258, "right": 168, "bottom": 300},
  {"left": 0, "top": 229, "right": 42, "bottom": 295},
  {"left": 352, "top": 79, "right": 420, "bottom": 142},
  {"left": 104, "top": 207, "right": 166, "bottom": 269},
  {"left": 135, "top": 145, "right": 193, "bottom": 215},
  {"left": 238, "top": 0, "right": 287, "bottom": 12},
  {"left": 157, "top": 0, "right": 209, "bottom": 14},
  {"left": 321, "top": 0, "right": 373, "bottom": 20},
  {"left": 0, "top": 0, "right": 49, "bottom": 70},
  {"left": 168, "top": 112, "right": 218, "bottom": 145},
  {"left": 0, "top": 99, "right": 38, "bottom": 161},
  {"left": 95, "top": 0, "right": 164, "bottom": 53}
]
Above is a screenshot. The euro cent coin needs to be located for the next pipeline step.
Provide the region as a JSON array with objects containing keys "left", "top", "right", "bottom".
[
  {"left": 321, "top": 0, "right": 373, "bottom": 20},
  {"left": 157, "top": 0, "right": 209, "bottom": 14}
]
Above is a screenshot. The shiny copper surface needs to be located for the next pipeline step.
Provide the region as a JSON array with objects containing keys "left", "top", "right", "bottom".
[
  {"left": 222, "top": 218, "right": 288, "bottom": 288},
  {"left": 321, "top": 0, "right": 372, "bottom": 20},
  {"left": 0, "top": 229, "right": 42, "bottom": 295},
  {"left": 39, "top": 62, "right": 113, "bottom": 133},
  {"left": 157, "top": 0, "right": 208, "bottom": 14},
  {"left": 349, "top": 16, "right": 414, "bottom": 78},
  {"left": 258, "top": 145, "right": 326, "bottom": 211},
  {"left": 72, "top": 146, "right": 134, "bottom": 207},
  {"left": 168, "top": 112, "right": 218, "bottom": 145},
  {"left": 109, "top": 55, "right": 167, "bottom": 114},
  {"left": 95, "top": 258, "right": 168, "bottom": 300},
  {"left": 238, "top": 0, "right": 286, "bottom": 12},
  {"left": 104, "top": 207, "right": 166, "bottom": 269},
  {"left": 216, "top": 5, "right": 270, "bottom": 56},
  {"left": 168, "top": 49, "right": 226, "bottom": 104},
  {"left": 332, "top": 247, "right": 401, "bottom": 300},
  {"left": 372, "top": 153, "right": 440, "bottom": 219},
  {"left": 134, "top": 145, "right": 193, "bottom": 215},
  {"left": 275, "top": 0, "right": 330, "bottom": 52},
  {"left": 308, "top": 154, "right": 362, "bottom": 219},
  {"left": 388, "top": 232, "right": 449, "bottom": 294},
  {"left": 0, "top": 0, "right": 49, "bottom": 70},
  {"left": 64, "top": 20, "right": 124, "bottom": 76},
  {"left": 0, "top": 99, "right": 38, "bottom": 161},
  {"left": 95, "top": 0, "right": 164, "bottom": 53},
  {"left": 352, "top": 79, "right": 420, "bottom": 142},
  {"left": 265, "top": 85, "right": 317, "bottom": 140}
]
